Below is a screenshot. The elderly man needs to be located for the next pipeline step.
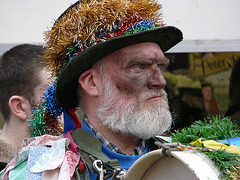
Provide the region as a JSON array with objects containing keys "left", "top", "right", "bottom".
[
  {"left": 1, "top": 0, "right": 182, "bottom": 179},
  {"left": 78, "top": 42, "right": 171, "bottom": 153}
]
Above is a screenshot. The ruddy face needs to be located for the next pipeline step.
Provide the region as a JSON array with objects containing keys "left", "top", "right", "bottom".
[{"left": 103, "top": 42, "right": 169, "bottom": 108}]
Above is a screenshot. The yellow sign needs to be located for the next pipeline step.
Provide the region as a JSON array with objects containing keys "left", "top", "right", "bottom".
[{"left": 189, "top": 52, "right": 240, "bottom": 76}]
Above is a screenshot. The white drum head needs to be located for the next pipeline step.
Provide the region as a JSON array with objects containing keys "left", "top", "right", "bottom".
[{"left": 123, "top": 149, "right": 221, "bottom": 180}]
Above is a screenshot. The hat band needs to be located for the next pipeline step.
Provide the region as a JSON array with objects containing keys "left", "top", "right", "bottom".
[{"left": 58, "top": 17, "right": 162, "bottom": 78}]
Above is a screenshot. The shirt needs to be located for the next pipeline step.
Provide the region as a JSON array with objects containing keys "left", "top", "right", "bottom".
[{"left": 83, "top": 116, "right": 146, "bottom": 156}]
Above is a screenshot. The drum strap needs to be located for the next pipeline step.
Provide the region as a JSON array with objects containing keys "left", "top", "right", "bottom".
[
  {"left": 152, "top": 136, "right": 181, "bottom": 156},
  {"left": 71, "top": 128, "right": 125, "bottom": 180},
  {"left": 70, "top": 130, "right": 177, "bottom": 179}
]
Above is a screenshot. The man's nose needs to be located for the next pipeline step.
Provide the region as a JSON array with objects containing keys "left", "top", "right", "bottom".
[{"left": 147, "top": 67, "right": 166, "bottom": 89}]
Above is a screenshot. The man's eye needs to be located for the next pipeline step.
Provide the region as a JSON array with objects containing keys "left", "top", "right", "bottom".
[
  {"left": 158, "top": 65, "right": 167, "bottom": 72},
  {"left": 133, "top": 64, "right": 143, "bottom": 70}
]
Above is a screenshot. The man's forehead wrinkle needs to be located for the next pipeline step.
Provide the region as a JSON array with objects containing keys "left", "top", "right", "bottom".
[
  {"left": 127, "top": 58, "right": 152, "bottom": 65},
  {"left": 121, "top": 52, "right": 168, "bottom": 66},
  {"left": 104, "top": 43, "right": 167, "bottom": 68}
]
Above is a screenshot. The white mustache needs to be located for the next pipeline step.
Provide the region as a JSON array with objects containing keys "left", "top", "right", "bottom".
[{"left": 139, "top": 89, "right": 167, "bottom": 103}]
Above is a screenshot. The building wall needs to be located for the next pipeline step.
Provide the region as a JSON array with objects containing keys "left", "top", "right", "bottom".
[{"left": 0, "top": 0, "right": 240, "bottom": 54}]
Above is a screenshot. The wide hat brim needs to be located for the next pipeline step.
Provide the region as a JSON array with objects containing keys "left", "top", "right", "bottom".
[{"left": 56, "top": 26, "right": 183, "bottom": 109}]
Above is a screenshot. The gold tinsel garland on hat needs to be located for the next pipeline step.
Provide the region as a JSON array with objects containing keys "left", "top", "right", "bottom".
[{"left": 43, "top": 0, "right": 162, "bottom": 75}]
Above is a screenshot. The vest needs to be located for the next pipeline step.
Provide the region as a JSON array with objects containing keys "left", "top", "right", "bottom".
[{"left": 69, "top": 120, "right": 155, "bottom": 179}]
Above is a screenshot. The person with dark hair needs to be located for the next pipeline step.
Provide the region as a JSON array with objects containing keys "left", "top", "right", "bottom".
[
  {"left": 201, "top": 81, "right": 220, "bottom": 117},
  {"left": 1, "top": 0, "right": 183, "bottom": 179},
  {"left": 225, "top": 57, "right": 240, "bottom": 125},
  {"left": 0, "top": 44, "right": 51, "bottom": 168}
]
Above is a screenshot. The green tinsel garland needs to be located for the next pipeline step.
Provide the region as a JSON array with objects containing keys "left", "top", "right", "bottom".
[{"left": 171, "top": 116, "right": 240, "bottom": 179}]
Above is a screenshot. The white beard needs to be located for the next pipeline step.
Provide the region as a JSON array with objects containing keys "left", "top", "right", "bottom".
[{"left": 96, "top": 74, "right": 172, "bottom": 139}]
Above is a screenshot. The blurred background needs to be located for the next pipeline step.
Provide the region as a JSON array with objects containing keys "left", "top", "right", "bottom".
[{"left": 1, "top": 0, "right": 240, "bottom": 129}]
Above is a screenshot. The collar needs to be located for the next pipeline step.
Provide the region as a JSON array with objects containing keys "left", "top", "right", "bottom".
[{"left": 83, "top": 116, "right": 146, "bottom": 156}]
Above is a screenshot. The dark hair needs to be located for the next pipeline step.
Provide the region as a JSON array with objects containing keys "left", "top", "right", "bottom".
[
  {"left": 0, "top": 44, "right": 45, "bottom": 121},
  {"left": 229, "top": 57, "right": 240, "bottom": 107},
  {"left": 201, "top": 81, "right": 212, "bottom": 88}
]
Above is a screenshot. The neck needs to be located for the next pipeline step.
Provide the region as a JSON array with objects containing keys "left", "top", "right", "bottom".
[
  {"left": 82, "top": 97, "right": 140, "bottom": 155},
  {"left": 0, "top": 117, "right": 30, "bottom": 152},
  {"left": 103, "top": 129, "right": 140, "bottom": 155},
  {"left": 204, "top": 101, "right": 210, "bottom": 111},
  {"left": 86, "top": 114, "right": 140, "bottom": 155}
]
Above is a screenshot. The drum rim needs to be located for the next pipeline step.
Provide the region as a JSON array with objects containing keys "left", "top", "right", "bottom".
[{"left": 123, "top": 149, "right": 221, "bottom": 180}]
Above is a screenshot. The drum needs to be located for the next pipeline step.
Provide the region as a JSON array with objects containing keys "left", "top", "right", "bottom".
[{"left": 123, "top": 149, "right": 221, "bottom": 180}]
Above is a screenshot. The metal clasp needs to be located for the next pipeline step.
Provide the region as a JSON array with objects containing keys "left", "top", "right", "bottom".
[
  {"left": 93, "top": 160, "right": 105, "bottom": 180},
  {"left": 111, "top": 168, "right": 127, "bottom": 180},
  {"left": 154, "top": 142, "right": 181, "bottom": 156}
]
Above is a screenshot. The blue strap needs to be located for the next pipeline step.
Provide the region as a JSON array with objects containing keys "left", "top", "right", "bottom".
[{"left": 227, "top": 138, "right": 240, "bottom": 147}]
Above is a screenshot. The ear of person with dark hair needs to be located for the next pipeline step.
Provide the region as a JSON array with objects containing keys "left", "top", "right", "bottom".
[{"left": 0, "top": 44, "right": 52, "bottom": 169}]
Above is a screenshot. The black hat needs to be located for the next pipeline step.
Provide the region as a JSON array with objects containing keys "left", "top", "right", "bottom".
[{"left": 44, "top": 0, "right": 183, "bottom": 109}]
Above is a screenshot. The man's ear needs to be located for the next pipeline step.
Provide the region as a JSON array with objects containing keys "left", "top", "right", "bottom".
[
  {"left": 8, "top": 95, "right": 31, "bottom": 120},
  {"left": 78, "top": 69, "right": 101, "bottom": 97}
]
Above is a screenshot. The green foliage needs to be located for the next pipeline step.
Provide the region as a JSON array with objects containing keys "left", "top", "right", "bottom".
[
  {"left": 205, "top": 150, "right": 239, "bottom": 178},
  {"left": 171, "top": 116, "right": 240, "bottom": 143},
  {"left": 170, "top": 116, "right": 240, "bottom": 179}
]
